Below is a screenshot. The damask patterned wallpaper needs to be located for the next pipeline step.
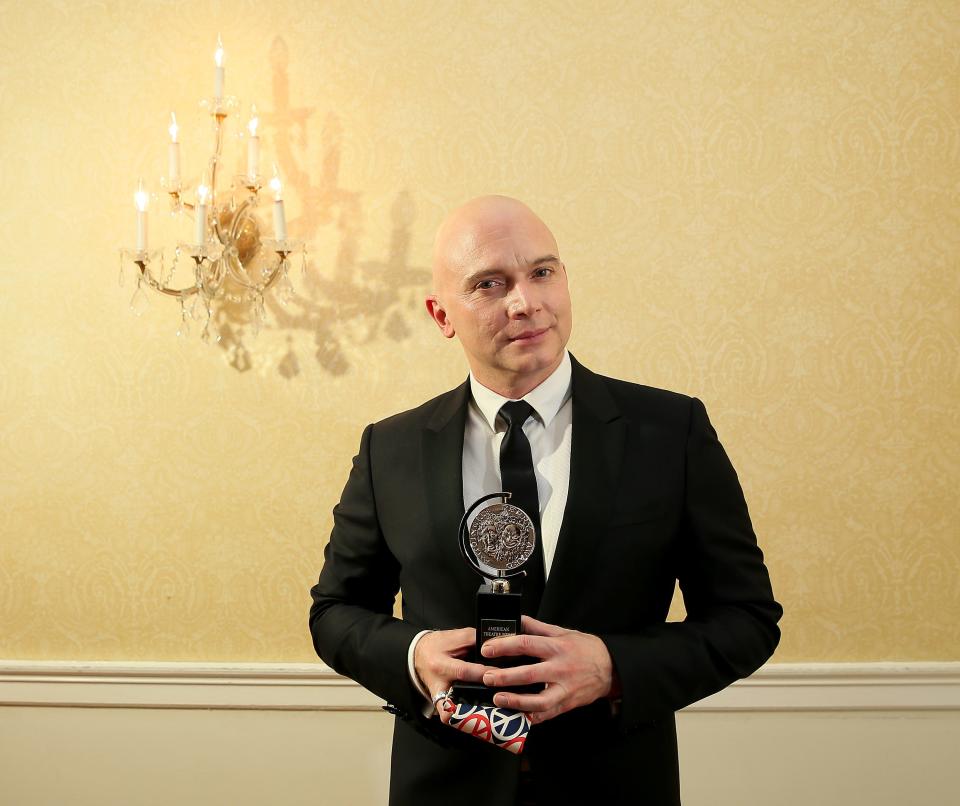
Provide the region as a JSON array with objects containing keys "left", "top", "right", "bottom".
[{"left": 0, "top": 1, "right": 957, "bottom": 662}]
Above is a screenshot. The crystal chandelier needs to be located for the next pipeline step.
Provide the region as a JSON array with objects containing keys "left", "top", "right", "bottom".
[{"left": 119, "top": 36, "right": 304, "bottom": 342}]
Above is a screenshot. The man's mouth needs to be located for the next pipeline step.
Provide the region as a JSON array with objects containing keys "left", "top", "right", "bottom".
[{"left": 508, "top": 328, "right": 548, "bottom": 342}]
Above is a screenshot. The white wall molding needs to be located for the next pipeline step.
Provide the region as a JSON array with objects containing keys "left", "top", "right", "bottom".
[
  {"left": 0, "top": 661, "right": 383, "bottom": 711},
  {"left": 689, "top": 662, "right": 960, "bottom": 712},
  {"left": 1, "top": 660, "right": 958, "bottom": 712}
]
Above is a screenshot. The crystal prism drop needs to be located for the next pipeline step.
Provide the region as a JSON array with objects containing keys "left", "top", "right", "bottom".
[
  {"left": 129, "top": 283, "right": 149, "bottom": 316},
  {"left": 276, "top": 270, "right": 294, "bottom": 306},
  {"left": 201, "top": 320, "right": 221, "bottom": 345},
  {"left": 176, "top": 296, "right": 190, "bottom": 337},
  {"left": 250, "top": 294, "right": 266, "bottom": 338},
  {"left": 187, "top": 294, "right": 202, "bottom": 321}
]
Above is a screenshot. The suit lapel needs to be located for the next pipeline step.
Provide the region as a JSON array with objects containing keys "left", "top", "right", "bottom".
[
  {"left": 421, "top": 379, "right": 476, "bottom": 590},
  {"left": 538, "top": 357, "right": 626, "bottom": 622}
]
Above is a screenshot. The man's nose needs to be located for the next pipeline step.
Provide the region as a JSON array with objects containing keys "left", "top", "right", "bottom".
[{"left": 506, "top": 282, "right": 539, "bottom": 316}]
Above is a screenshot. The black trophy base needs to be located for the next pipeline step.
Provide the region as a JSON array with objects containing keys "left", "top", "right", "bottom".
[{"left": 451, "top": 581, "right": 544, "bottom": 705}]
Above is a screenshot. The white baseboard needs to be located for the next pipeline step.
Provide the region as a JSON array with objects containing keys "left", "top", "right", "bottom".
[{"left": 1, "top": 660, "right": 958, "bottom": 712}]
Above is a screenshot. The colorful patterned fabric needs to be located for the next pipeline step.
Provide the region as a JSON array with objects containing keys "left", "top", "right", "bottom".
[{"left": 446, "top": 700, "right": 531, "bottom": 754}]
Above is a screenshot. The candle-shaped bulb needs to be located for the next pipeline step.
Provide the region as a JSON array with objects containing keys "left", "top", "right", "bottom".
[
  {"left": 214, "top": 35, "right": 225, "bottom": 100},
  {"left": 167, "top": 112, "right": 181, "bottom": 185},
  {"left": 134, "top": 178, "right": 149, "bottom": 251},
  {"left": 246, "top": 105, "right": 261, "bottom": 180},
  {"left": 134, "top": 179, "right": 149, "bottom": 212},
  {"left": 195, "top": 180, "right": 210, "bottom": 246},
  {"left": 269, "top": 168, "right": 283, "bottom": 202},
  {"left": 270, "top": 166, "right": 287, "bottom": 241}
]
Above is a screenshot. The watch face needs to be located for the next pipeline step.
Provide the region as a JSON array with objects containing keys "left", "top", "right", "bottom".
[{"left": 467, "top": 502, "right": 536, "bottom": 572}]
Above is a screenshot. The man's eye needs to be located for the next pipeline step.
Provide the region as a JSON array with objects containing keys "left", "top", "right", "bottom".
[
  {"left": 534, "top": 267, "right": 554, "bottom": 278},
  {"left": 476, "top": 280, "right": 499, "bottom": 290}
]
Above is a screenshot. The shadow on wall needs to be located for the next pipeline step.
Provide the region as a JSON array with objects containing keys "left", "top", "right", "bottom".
[{"left": 211, "top": 37, "right": 430, "bottom": 378}]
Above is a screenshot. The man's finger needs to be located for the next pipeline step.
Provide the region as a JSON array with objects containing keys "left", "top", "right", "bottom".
[
  {"left": 482, "top": 661, "right": 550, "bottom": 689},
  {"left": 520, "top": 615, "right": 567, "bottom": 637},
  {"left": 451, "top": 626, "right": 477, "bottom": 644},
  {"left": 481, "top": 632, "right": 555, "bottom": 660},
  {"left": 442, "top": 658, "right": 492, "bottom": 684},
  {"left": 436, "top": 627, "right": 476, "bottom": 650},
  {"left": 491, "top": 684, "right": 566, "bottom": 714}
]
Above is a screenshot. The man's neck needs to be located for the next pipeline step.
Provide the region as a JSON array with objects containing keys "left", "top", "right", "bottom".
[{"left": 470, "top": 354, "right": 565, "bottom": 400}]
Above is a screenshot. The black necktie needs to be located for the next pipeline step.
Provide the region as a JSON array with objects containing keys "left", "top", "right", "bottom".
[{"left": 498, "top": 401, "right": 545, "bottom": 613}]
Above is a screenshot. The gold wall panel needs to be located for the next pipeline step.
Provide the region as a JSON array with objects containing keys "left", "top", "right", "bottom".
[{"left": 0, "top": 0, "right": 957, "bottom": 662}]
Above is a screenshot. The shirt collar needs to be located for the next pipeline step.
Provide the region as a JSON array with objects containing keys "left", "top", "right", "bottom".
[{"left": 469, "top": 351, "right": 572, "bottom": 432}]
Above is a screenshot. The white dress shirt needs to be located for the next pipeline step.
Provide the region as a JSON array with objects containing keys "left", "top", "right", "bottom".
[
  {"left": 408, "top": 352, "right": 574, "bottom": 702},
  {"left": 462, "top": 350, "right": 573, "bottom": 575}
]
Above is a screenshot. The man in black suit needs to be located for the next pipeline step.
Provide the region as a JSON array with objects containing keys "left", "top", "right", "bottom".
[{"left": 309, "top": 195, "right": 781, "bottom": 805}]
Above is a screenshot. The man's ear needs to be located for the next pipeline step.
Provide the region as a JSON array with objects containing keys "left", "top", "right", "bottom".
[{"left": 425, "top": 296, "right": 456, "bottom": 339}]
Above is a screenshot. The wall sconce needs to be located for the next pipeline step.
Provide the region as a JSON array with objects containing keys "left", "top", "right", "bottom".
[{"left": 119, "top": 35, "right": 304, "bottom": 342}]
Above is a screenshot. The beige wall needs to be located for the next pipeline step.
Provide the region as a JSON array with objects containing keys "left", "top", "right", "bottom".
[
  {"left": 2, "top": 706, "right": 957, "bottom": 806},
  {"left": 1, "top": 0, "right": 958, "bottom": 665}
]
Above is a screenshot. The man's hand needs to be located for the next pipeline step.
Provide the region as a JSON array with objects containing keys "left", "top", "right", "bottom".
[
  {"left": 479, "top": 615, "right": 620, "bottom": 725},
  {"left": 414, "top": 627, "right": 491, "bottom": 723}
]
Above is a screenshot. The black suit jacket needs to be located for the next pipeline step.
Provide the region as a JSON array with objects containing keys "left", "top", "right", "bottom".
[{"left": 310, "top": 356, "right": 781, "bottom": 806}]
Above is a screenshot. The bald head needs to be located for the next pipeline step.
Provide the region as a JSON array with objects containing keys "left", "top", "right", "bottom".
[
  {"left": 431, "top": 195, "right": 560, "bottom": 294},
  {"left": 424, "top": 195, "right": 572, "bottom": 398}
]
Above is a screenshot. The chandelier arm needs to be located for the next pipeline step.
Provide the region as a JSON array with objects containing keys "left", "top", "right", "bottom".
[
  {"left": 221, "top": 194, "right": 278, "bottom": 290},
  {"left": 223, "top": 249, "right": 287, "bottom": 291},
  {"left": 207, "top": 255, "right": 231, "bottom": 298},
  {"left": 223, "top": 260, "right": 257, "bottom": 288},
  {"left": 224, "top": 195, "right": 258, "bottom": 285},
  {"left": 229, "top": 194, "right": 257, "bottom": 238},
  {"left": 260, "top": 255, "right": 288, "bottom": 290},
  {"left": 223, "top": 259, "right": 274, "bottom": 290},
  {"left": 225, "top": 194, "right": 256, "bottom": 280},
  {"left": 209, "top": 112, "right": 226, "bottom": 244},
  {"left": 135, "top": 259, "right": 201, "bottom": 298}
]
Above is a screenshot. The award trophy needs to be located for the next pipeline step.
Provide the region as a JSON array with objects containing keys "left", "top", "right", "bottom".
[{"left": 451, "top": 492, "right": 544, "bottom": 705}]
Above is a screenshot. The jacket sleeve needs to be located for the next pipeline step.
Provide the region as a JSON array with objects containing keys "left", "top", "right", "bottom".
[
  {"left": 308, "top": 423, "right": 424, "bottom": 719},
  {"left": 600, "top": 397, "right": 782, "bottom": 732}
]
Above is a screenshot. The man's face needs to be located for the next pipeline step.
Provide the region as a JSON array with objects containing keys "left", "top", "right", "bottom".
[{"left": 427, "top": 199, "right": 572, "bottom": 394}]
